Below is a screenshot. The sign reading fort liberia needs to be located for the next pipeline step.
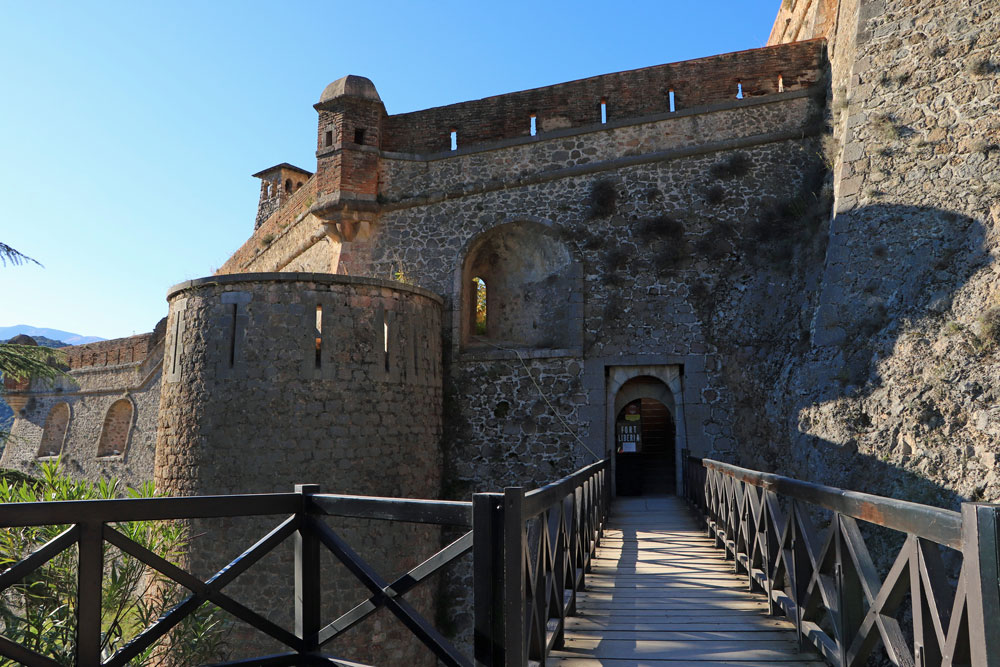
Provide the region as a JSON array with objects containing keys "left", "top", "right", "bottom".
[{"left": 6, "top": 0, "right": 1000, "bottom": 660}]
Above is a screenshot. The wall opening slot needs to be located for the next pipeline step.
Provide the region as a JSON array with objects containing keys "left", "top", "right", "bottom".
[
  {"left": 354, "top": 128, "right": 365, "bottom": 145},
  {"left": 413, "top": 327, "right": 420, "bottom": 379},
  {"left": 325, "top": 130, "right": 333, "bottom": 147},
  {"left": 530, "top": 114, "right": 537, "bottom": 137},
  {"left": 736, "top": 81, "right": 744, "bottom": 99},
  {"left": 450, "top": 129, "right": 458, "bottom": 151},
  {"left": 668, "top": 89, "right": 676, "bottom": 112},
  {"left": 170, "top": 315, "right": 182, "bottom": 375},
  {"left": 383, "top": 315, "right": 391, "bottom": 372},
  {"left": 777, "top": 74, "right": 784, "bottom": 92},
  {"left": 315, "top": 304, "right": 323, "bottom": 369},
  {"left": 228, "top": 304, "right": 237, "bottom": 368},
  {"left": 600, "top": 98, "right": 607, "bottom": 124}
]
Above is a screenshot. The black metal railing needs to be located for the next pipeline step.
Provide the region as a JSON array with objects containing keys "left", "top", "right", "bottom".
[
  {"left": 0, "top": 484, "right": 475, "bottom": 667},
  {"left": 683, "top": 456, "right": 1000, "bottom": 667},
  {"left": 472, "top": 458, "right": 611, "bottom": 667}
]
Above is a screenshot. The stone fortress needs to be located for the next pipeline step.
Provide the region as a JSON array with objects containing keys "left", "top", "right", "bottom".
[{"left": 4, "top": 0, "right": 999, "bottom": 661}]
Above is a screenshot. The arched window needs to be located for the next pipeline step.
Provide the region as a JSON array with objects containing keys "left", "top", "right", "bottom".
[
  {"left": 97, "top": 398, "right": 133, "bottom": 457},
  {"left": 460, "top": 221, "right": 581, "bottom": 350},
  {"left": 284, "top": 179, "right": 292, "bottom": 193},
  {"left": 37, "top": 402, "right": 70, "bottom": 458}
]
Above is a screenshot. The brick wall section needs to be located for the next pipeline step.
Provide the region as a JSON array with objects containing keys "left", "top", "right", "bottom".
[
  {"left": 217, "top": 174, "right": 318, "bottom": 274},
  {"left": 382, "top": 40, "right": 825, "bottom": 153},
  {"left": 64, "top": 334, "right": 157, "bottom": 369},
  {"left": 315, "top": 96, "right": 384, "bottom": 200}
]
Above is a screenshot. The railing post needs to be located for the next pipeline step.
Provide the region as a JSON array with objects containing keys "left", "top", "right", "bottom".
[
  {"left": 680, "top": 448, "right": 690, "bottom": 500},
  {"left": 503, "top": 487, "right": 525, "bottom": 667},
  {"left": 961, "top": 502, "right": 1000, "bottom": 666},
  {"left": 474, "top": 492, "right": 504, "bottom": 667},
  {"left": 76, "top": 520, "right": 103, "bottom": 666},
  {"left": 295, "top": 484, "right": 321, "bottom": 653}
]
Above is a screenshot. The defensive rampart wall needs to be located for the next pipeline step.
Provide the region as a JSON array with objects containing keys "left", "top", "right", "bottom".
[{"left": 155, "top": 273, "right": 443, "bottom": 663}]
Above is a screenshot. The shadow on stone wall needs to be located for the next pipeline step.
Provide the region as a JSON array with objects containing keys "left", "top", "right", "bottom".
[{"left": 732, "top": 202, "right": 993, "bottom": 514}]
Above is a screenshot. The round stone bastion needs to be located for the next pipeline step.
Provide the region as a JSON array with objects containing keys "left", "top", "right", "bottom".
[{"left": 154, "top": 272, "right": 444, "bottom": 664}]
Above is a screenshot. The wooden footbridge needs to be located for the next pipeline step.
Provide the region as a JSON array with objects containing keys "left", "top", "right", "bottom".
[
  {"left": 0, "top": 457, "right": 998, "bottom": 666},
  {"left": 547, "top": 495, "right": 824, "bottom": 665}
]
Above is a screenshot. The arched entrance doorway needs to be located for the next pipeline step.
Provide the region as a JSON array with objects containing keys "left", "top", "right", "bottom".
[{"left": 611, "top": 374, "right": 680, "bottom": 496}]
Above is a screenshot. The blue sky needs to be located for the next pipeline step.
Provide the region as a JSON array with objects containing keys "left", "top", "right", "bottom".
[{"left": 1, "top": 1, "right": 780, "bottom": 340}]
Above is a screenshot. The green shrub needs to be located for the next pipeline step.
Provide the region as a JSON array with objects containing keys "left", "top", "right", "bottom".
[
  {"left": 978, "top": 307, "right": 1000, "bottom": 350},
  {"left": 0, "top": 461, "right": 230, "bottom": 664},
  {"left": 603, "top": 247, "right": 628, "bottom": 273},
  {"left": 872, "top": 115, "right": 899, "bottom": 142},
  {"left": 705, "top": 185, "right": 726, "bottom": 205},
  {"left": 694, "top": 226, "right": 733, "bottom": 260},
  {"left": 968, "top": 57, "right": 996, "bottom": 76},
  {"left": 588, "top": 180, "right": 617, "bottom": 218},
  {"left": 654, "top": 241, "right": 690, "bottom": 275},
  {"left": 637, "top": 214, "right": 684, "bottom": 241},
  {"left": 709, "top": 153, "right": 751, "bottom": 180}
]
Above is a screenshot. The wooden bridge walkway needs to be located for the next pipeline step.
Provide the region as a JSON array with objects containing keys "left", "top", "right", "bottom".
[{"left": 549, "top": 496, "right": 825, "bottom": 666}]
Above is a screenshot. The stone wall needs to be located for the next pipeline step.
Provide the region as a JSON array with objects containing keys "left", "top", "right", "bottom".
[
  {"left": 1, "top": 331, "right": 164, "bottom": 488},
  {"left": 217, "top": 48, "right": 828, "bottom": 495},
  {"left": 155, "top": 273, "right": 444, "bottom": 664},
  {"left": 745, "top": 0, "right": 1000, "bottom": 507}
]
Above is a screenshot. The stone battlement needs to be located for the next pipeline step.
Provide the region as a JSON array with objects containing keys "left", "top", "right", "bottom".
[{"left": 63, "top": 330, "right": 161, "bottom": 370}]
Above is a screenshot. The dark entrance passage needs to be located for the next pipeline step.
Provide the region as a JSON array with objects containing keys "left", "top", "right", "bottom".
[{"left": 614, "top": 397, "right": 676, "bottom": 496}]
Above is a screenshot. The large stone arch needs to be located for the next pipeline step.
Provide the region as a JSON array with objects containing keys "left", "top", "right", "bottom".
[
  {"left": 453, "top": 218, "right": 583, "bottom": 353},
  {"left": 37, "top": 401, "right": 71, "bottom": 458},
  {"left": 97, "top": 397, "right": 134, "bottom": 458}
]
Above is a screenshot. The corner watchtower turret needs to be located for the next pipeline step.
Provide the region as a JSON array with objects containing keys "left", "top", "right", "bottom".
[
  {"left": 252, "top": 163, "right": 313, "bottom": 230},
  {"left": 312, "top": 75, "right": 385, "bottom": 241}
]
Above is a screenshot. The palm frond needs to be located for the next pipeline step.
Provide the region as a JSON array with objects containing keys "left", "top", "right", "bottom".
[{"left": 0, "top": 243, "right": 41, "bottom": 267}]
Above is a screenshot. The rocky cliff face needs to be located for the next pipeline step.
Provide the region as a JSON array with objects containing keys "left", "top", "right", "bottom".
[{"left": 732, "top": 0, "right": 1000, "bottom": 507}]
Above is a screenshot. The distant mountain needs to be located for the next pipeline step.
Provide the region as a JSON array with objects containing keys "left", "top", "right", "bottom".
[{"left": 0, "top": 325, "right": 104, "bottom": 346}]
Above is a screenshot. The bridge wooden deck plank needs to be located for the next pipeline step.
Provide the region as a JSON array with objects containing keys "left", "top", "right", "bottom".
[{"left": 549, "top": 496, "right": 823, "bottom": 666}]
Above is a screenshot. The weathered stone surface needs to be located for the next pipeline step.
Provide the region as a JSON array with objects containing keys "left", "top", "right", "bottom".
[{"left": 156, "top": 274, "right": 443, "bottom": 664}]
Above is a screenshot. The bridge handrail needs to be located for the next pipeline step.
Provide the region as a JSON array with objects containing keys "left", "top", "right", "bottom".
[
  {"left": 522, "top": 458, "right": 608, "bottom": 518},
  {"left": 685, "top": 456, "right": 1000, "bottom": 667},
  {"left": 0, "top": 459, "right": 613, "bottom": 667},
  {"left": 702, "top": 458, "right": 963, "bottom": 549},
  {"left": 0, "top": 484, "right": 478, "bottom": 666},
  {"left": 473, "top": 458, "right": 612, "bottom": 667}
]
